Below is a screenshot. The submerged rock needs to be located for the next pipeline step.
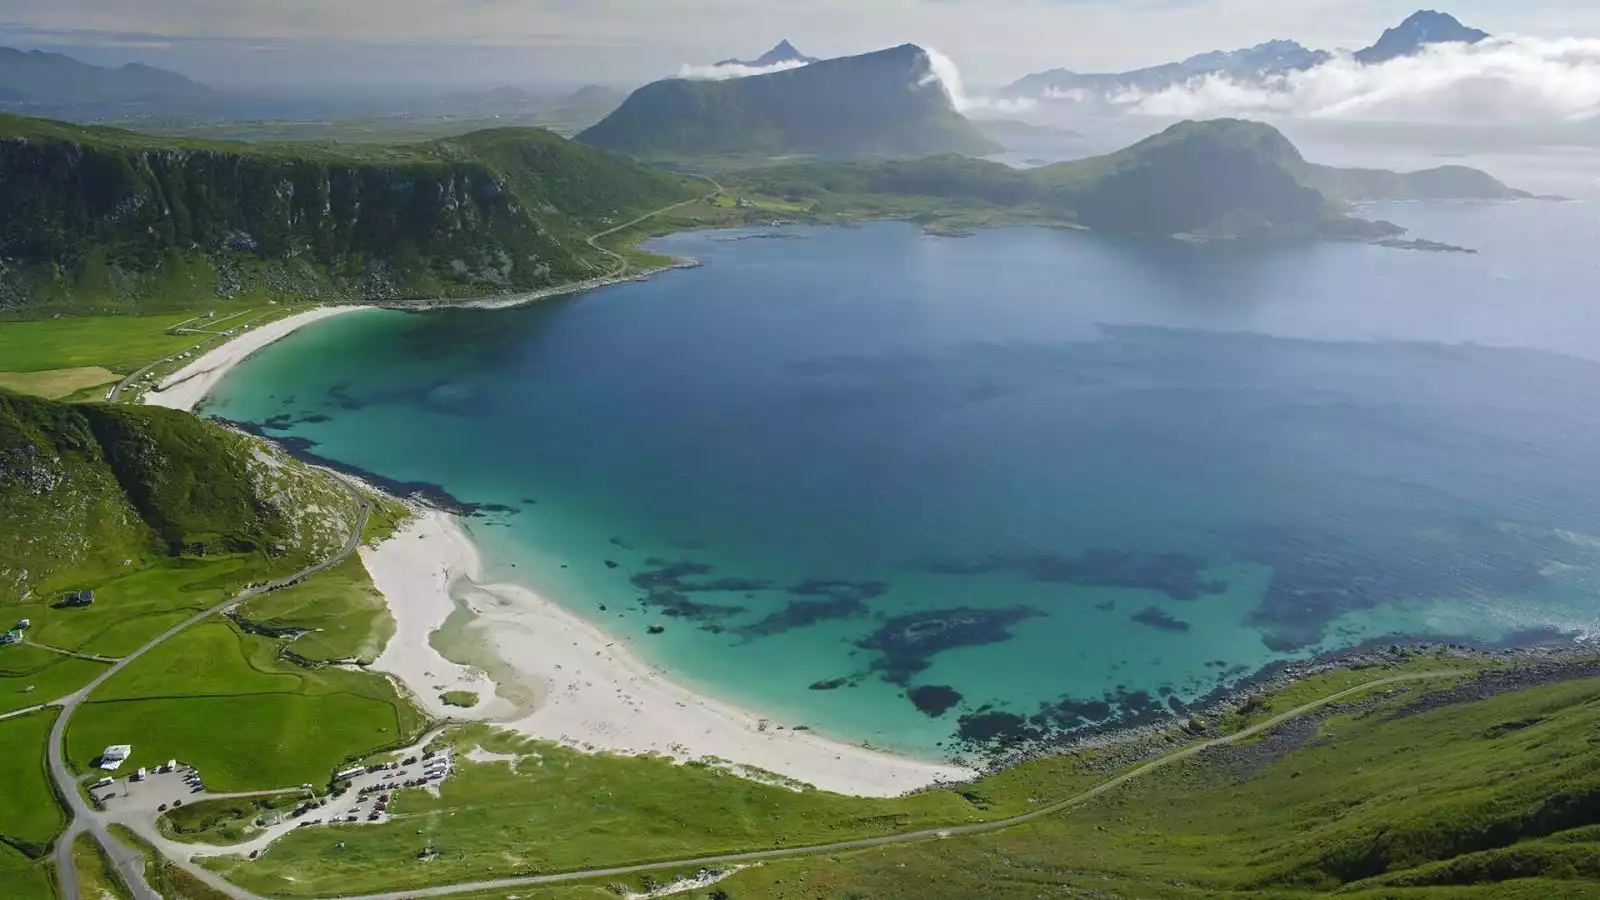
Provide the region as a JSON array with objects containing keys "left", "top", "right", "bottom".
[{"left": 907, "top": 684, "right": 964, "bottom": 718}]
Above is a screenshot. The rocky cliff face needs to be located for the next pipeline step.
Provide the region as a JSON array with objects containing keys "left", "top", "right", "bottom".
[
  {"left": 0, "top": 390, "right": 357, "bottom": 601},
  {"left": 0, "top": 116, "right": 698, "bottom": 313}
]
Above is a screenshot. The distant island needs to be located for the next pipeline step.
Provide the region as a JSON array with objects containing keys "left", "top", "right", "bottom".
[
  {"left": 732, "top": 119, "right": 1531, "bottom": 244},
  {"left": 576, "top": 44, "right": 1001, "bottom": 159}
]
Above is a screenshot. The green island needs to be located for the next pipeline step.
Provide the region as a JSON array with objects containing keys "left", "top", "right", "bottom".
[{"left": 0, "top": 27, "right": 1594, "bottom": 898}]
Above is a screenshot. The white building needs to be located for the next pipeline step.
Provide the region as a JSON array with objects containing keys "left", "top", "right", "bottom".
[{"left": 99, "top": 745, "right": 132, "bottom": 771}]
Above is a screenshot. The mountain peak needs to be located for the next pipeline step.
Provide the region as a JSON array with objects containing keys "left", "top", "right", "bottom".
[
  {"left": 756, "top": 40, "right": 806, "bottom": 64},
  {"left": 579, "top": 43, "right": 996, "bottom": 159},
  {"left": 1355, "top": 10, "right": 1490, "bottom": 64},
  {"left": 717, "top": 40, "right": 820, "bottom": 69}
]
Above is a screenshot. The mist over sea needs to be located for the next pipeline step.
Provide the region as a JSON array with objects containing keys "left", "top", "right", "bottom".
[{"left": 205, "top": 196, "right": 1600, "bottom": 758}]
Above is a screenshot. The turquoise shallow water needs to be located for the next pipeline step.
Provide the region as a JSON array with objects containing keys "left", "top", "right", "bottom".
[{"left": 205, "top": 201, "right": 1600, "bottom": 758}]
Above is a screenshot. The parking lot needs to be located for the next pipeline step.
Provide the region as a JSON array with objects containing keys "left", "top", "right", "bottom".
[{"left": 92, "top": 740, "right": 456, "bottom": 860}]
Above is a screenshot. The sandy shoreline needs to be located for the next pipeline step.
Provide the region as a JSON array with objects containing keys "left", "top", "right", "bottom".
[
  {"left": 145, "top": 305, "right": 371, "bottom": 411},
  {"left": 145, "top": 307, "right": 974, "bottom": 796},
  {"left": 364, "top": 511, "right": 976, "bottom": 796}
]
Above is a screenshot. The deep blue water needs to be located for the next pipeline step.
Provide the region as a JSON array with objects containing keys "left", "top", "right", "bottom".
[{"left": 205, "top": 201, "right": 1600, "bottom": 758}]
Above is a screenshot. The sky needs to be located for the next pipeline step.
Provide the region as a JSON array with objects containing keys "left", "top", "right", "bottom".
[{"left": 3, "top": 0, "right": 1600, "bottom": 92}]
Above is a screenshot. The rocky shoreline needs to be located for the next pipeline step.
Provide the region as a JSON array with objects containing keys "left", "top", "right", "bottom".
[{"left": 968, "top": 640, "right": 1600, "bottom": 782}]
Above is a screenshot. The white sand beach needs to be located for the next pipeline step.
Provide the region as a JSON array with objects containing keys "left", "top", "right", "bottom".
[
  {"left": 367, "top": 509, "right": 978, "bottom": 797},
  {"left": 145, "top": 305, "right": 370, "bottom": 411},
  {"left": 362, "top": 513, "right": 512, "bottom": 722}
]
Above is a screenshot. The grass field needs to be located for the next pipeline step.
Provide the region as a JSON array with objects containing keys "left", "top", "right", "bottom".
[
  {"left": 0, "top": 645, "right": 108, "bottom": 713},
  {"left": 73, "top": 832, "right": 132, "bottom": 900},
  {"left": 0, "top": 841, "right": 54, "bottom": 900},
  {"left": 235, "top": 556, "right": 395, "bottom": 664},
  {"left": 0, "top": 366, "right": 121, "bottom": 399},
  {"left": 0, "top": 708, "right": 65, "bottom": 858},
  {"left": 68, "top": 620, "right": 425, "bottom": 792},
  {"left": 0, "top": 312, "right": 217, "bottom": 373}
]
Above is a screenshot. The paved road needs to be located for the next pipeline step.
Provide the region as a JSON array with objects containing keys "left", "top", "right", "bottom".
[
  {"left": 48, "top": 479, "right": 371, "bottom": 900},
  {"left": 272, "top": 670, "right": 1452, "bottom": 900},
  {"left": 107, "top": 356, "right": 169, "bottom": 402},
  {"left": 584, "top": 174, "right": 725, "bottom": 280}
]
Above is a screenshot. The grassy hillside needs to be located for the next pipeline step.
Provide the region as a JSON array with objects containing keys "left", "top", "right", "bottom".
[
  {"left": 697, "top": 664, "right": 1600, "bottom": 898},
  {"left": 577, "top": 45, "right": 999, "bottom": 160},
  {"left": 735, "top": 120, "right": 1529, "bottom": 242},
  {"left": 0, "top": 114, "right": 701, "bottom": 315},
  {"left": 198, "top": 655, "right": 1600, "bottom": 899},
  {"left": 0, "top": 389, "right": 357, "bottom": 603}
]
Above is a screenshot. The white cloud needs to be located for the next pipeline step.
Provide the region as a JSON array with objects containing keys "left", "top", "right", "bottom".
[
  {"left": 922, "top": 46, "right": 1037, "bottom": 113},
  {"left": 675, "top": 58, "right": 810, "bottom": 80},
  {"left": 1105, "top": 36, "right": 1600, "bottom": 125}
]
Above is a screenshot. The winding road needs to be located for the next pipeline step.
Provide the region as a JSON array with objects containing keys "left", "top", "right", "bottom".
[
  {"left": 47, "top": 479, "right": 370, "bottom": 900},
  {"left": 584, "top": 173, "right": 725, "bottom": 280}
]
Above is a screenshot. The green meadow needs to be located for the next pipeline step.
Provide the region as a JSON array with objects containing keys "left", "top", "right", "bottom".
[
  {"left": 0, "top": 842, "right": 54, "bottom": 900},
  {"left": 67, "top": 620, "right": 425, "bottom": 792},
  {"left": 0, "top": 709, "right": 65, "bottom": 858},
  {"left": 234, "top": 556, "right": 395, "bottom": 664}
]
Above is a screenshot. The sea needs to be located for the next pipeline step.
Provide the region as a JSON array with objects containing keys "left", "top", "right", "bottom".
[{"left": 203, "top": 194, "right": 1600, "bottom": 760}]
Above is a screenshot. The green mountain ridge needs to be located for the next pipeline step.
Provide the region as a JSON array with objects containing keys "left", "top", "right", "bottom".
[
  {"left": 736, "top": 119, "right": 1529, "bottom": 241},
  {"left": 577, "top": 43, "right": 1000, "bottom": 159},
  {"left": 0, "top": 389, "right": 357, "bottom": 602},
  {"left": 0, "top": 114, "right": 700, "bottom": 314}
]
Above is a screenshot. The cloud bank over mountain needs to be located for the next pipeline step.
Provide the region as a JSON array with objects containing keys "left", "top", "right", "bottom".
[
  {"left": 676, "top": 58, "right": 809, "bottom": 80},
  {"left": 922, "top": 47, "right": 1037, "bottom": 114},
  {"left": 1070, "top": 37, "right": 1600, "bottom": 125}
]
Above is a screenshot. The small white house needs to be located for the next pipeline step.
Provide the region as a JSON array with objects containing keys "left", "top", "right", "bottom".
[{"left": 99, "top": 745, "right": 132, "bottom": 771}]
